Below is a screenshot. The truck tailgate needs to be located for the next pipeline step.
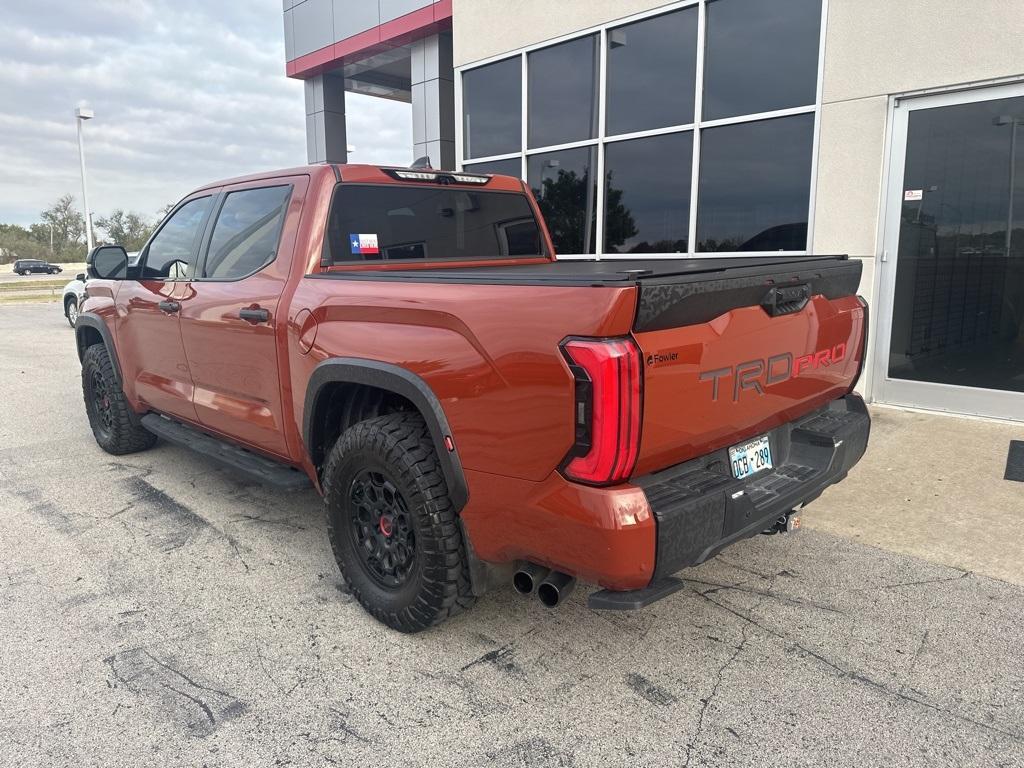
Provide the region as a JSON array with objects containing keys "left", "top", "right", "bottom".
[{"left": 631, "top": 257, "right": 865, "bottom": 476}]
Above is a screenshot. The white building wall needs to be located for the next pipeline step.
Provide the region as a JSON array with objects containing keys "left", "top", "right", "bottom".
[
  {"left": 813, "top": 0, "right": 1024, "bottom": 394},
  {"left": 453, "top": 0, "right": 1024, "bottom": 400}
]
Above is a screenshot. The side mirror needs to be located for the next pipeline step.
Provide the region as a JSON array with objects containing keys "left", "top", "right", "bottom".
[
  {"left": 76, "top": 272, "right": 86, "bottom": 282},
  {"left": 87, "top": 245, "right": 129, "bottom": 280}
]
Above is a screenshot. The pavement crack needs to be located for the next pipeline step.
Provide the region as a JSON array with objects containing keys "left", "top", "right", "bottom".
[
  {"left": 684, "top": 576, "right": 844, "bottom": 615},
  {"left": 460, "top": 643, "right": 514, "bottom": 672},
  {"left": 140, "top": 650, "right": 233, "bottom": 699},
  {"left": 693, "top": 588, "right": 1024, "bottom": 746},
  {"left": 684, "top": 623, "right": 750, "bottom": 767},
  {"left": 880, "top": 571, "right": 971, "bottom": 590}
]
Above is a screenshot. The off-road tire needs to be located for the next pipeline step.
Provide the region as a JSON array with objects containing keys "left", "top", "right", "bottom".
[
  {"left": 323, "top": 412, "right": 475, "bottom": 632},
  {"left": 81, "top": 344, "right": 157, "bottom": 455}
]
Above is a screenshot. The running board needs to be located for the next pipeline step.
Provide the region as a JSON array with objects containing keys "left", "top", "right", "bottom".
[
  {"left": 588, "top": 577, "right": 686, "bottom": 611},
  {"left": 140, "top": 414, "right": 311, "bottom": 490}
]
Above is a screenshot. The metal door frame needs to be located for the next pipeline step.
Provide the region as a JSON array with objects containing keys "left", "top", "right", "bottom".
[{"left": 872, "top": 80, "right": 1024, "bottom": 421}]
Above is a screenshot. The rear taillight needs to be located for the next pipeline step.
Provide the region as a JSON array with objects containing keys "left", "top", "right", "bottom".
[
  {"left": 849, "top": 295, "right": 869, "bottom": 392},
  {"left": 560, "top": 337, "right": 642, "bottom": 486}
]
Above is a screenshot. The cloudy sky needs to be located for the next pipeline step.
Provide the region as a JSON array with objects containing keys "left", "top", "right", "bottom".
[{"left": 0, "top": 0, "right": 411, "bottom": 227}]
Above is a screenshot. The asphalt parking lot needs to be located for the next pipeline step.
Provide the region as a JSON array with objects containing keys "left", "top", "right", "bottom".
[{"left": 1, "top": 302, "right": 1023, "bottom": 767}]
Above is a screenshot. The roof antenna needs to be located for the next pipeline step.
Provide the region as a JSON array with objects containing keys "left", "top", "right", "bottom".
[{"left": 411, "top": 155, "right": 433, "bottom": 169}]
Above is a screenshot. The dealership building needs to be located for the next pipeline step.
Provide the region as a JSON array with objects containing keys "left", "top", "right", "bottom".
[{"left": 282, "top": 0, "right": 1024, "bottom": 422}]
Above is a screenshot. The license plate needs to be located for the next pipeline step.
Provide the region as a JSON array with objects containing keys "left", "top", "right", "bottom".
[{"left": 729, "top": 435, "right": 773, "bottom": 480}]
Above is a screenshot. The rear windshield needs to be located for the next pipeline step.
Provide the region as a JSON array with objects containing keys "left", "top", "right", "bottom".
[{"left": 322, "top": 184, "right": 545, "bottom": 263}]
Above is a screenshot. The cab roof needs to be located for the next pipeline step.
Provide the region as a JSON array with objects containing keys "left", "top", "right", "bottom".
[{"left": 193, "top": 163, "right": 526, "bottom": 194}]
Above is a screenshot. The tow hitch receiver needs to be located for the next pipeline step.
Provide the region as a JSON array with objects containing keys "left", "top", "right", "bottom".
[{"left": 763, "top": 511, "right": 801, "bottom": 535}]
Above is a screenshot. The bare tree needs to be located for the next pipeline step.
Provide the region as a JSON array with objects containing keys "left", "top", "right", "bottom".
[
  {"left": 39, "top": 194, "right": 87, "bottom": 261},
  {"left": 95, "top": 209, "right": 155, "bottom": 251}
]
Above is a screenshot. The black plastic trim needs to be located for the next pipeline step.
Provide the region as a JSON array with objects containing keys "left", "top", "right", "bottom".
[
  {"left": 635, "top": 258, "right": 862, "bottom": 331},
  {"left": 305, "top": 255, "right": 852, "bottom": 289},
  {"left": 303, "top": 358, "right": 469, "bottom": 511},
  {"left": 588, "top": 577, "right": 686, "bottom": 611},
  {"left": 75, "top": 312, "right": 143, "bottom": 428},
  {"left": 141, "top": 414, "right": 310, "bottom": 490},
  {"left": 75, "top": 312, "right": 122, "bottom": 385},
  {"left": 640, "top": 394, "right": 870, "bottom": 583}
]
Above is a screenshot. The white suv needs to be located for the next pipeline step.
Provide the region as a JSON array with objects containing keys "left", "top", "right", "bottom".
[{"left": 63, "top": 252, "right": 137, "bottom": 327}]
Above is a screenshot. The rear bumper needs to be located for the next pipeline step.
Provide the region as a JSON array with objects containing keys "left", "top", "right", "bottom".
[
  {"left": 589, "top": 393, "right": 870, "bottom": 608},
  {"left": 463, "top": 393, "right": 869, "bottom": 600}
]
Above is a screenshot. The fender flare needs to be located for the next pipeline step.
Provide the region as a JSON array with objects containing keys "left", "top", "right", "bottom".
[
  {"left": 303, "top": 358, "right": 469, "bottom": 511},
  {"left": 75, "top": 312, "right": 123, "bottom": 387}
]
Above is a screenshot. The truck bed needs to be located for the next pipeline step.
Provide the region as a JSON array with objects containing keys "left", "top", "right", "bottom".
[{"left": 310, "top": 255, "right": 861, "bottom": 331}]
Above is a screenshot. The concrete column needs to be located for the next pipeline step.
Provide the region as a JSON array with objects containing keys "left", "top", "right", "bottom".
[
  {"left": 411, "top": 31, "right": 455, "bottom": 169},
  {"left": 304, "top": 72, "right": 348, "bottom": 164}
]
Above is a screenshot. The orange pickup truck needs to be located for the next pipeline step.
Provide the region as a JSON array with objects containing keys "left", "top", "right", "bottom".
[{"left": 76, "top": 163, "right": 869, "bottom": 632}]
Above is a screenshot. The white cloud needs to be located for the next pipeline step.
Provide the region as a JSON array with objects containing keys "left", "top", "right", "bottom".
[{"left": 0, "top": 0, "right": 412, "bottom": 226}]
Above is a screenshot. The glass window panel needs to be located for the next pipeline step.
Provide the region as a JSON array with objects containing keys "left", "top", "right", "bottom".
[
  {"left": 323, "top": 185, "right": 544, "bottom": 262},
  {"left": 203, "top": 186, "right": 291, "bottom": 280},
  {"left": 603, "top": 132, "right": 692, "bottom": 254},
  {"left": 696, "top": 114, "right": 814, "bottom": 252},
  {"left": 528, "top": 35, "right": 598, "bottom": 149},
  {"left": 888, "top": 96, "right": 1024, "bottom": 394},
  {"left": 606, "top": 8, "right": 698, "bottom": 136},
  {"left": 463, "top": 57, "right": 521, "bottom": 159},
  {"left": 703, "top": 0, "right": 822, "bottom": 121},
  {"left": 463, "top": 158, "right": 523, "bottom": 179},
  {"left": 527, "top": 146, "right": 597, "bottom": 254},
  {"left": 142, "top": 196, "right": 212, "bottom": 279}
]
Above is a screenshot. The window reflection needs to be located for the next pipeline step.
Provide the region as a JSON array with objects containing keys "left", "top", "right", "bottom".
[
  {"left": 697, "top": 114, "right": 814, "bottom": 251},
  {"left": 528, "top": 147, "right": 598, "bottom": 254},
  {"left": 463, "top": 57, "right": 521, "bottom": 159},
  {"left": 528, "top": 35, "right": 599, "bottom": 149},
  {"left": 463, "top": 158, "right": 522, "bottom": 178},
  {"left": 703, "top": 0, "right": 822, "bottom": 121},
  {"left": 606, "top": 8, "right": 697, "bottom": 136},
  {"left": 888, "top": 96, "right": 1024, "bottom": 393},
  {"left": 604, "top": 132, "right": 692, "bottom": 253}
]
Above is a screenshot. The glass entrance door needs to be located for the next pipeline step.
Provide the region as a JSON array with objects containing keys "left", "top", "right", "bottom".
[{"left": 874, "top": 83, "right": 1024, "bottom": 420}]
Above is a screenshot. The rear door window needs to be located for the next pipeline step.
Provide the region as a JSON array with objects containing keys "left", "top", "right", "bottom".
[
  {"left": 323, "top": 184, "right": 545, "bottom": 263},
  {"left": 202, "top": 186, "right": 291, "bottom": 280}
]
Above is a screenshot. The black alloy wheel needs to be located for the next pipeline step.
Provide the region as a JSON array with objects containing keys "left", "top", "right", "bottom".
[
  {"left": 347, "top": 468, "right": 417, "bottom": 589},
  {"left": 89, "top": 368, "right": 115, "bottom": 442}
]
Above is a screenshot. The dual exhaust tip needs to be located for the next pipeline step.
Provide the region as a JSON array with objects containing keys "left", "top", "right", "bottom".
[{"left": 512, "top": 562, "right": 576, "bottom": 607}]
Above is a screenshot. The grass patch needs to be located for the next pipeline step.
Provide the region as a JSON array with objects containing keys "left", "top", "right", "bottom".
[
  {"left": 0, "top": 294, "right": 60, "bottom": 304},
  {"left": 0, "top": 280, "right": 68, "bottom": 292}
]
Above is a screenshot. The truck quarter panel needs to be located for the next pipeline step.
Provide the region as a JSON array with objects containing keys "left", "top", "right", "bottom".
[{"left": 290, "top": 277, "right": 638, "bottom": 483}]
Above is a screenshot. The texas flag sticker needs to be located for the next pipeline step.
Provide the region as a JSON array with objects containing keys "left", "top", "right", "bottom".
[{"left": 349, "top": 233, "right": 379, "bottom": 255}]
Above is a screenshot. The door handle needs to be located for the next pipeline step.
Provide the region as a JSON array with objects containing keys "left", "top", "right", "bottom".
[
  {"left": 239, "top": 307, "right": 270, "bottom": 323},
  {"left": 158, "top": 300, "right": 180, "bottom": 314}
]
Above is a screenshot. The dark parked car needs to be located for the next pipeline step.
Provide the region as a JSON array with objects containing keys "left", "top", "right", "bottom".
[{"left": 13, "top": 259, "right": 63, "bottom": 275}]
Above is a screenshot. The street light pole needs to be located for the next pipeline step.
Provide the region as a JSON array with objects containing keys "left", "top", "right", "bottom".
[
  {"left": 75, "top": 106, "right": 95, "bottom": 253},
  {"left": 994, "top": 114, "right": 1020, "bottom": 258}
]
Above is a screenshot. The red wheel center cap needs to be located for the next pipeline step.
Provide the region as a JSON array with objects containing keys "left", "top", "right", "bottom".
[{"left": 379, "top": 516, "right": 394, "bottom": 537}]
